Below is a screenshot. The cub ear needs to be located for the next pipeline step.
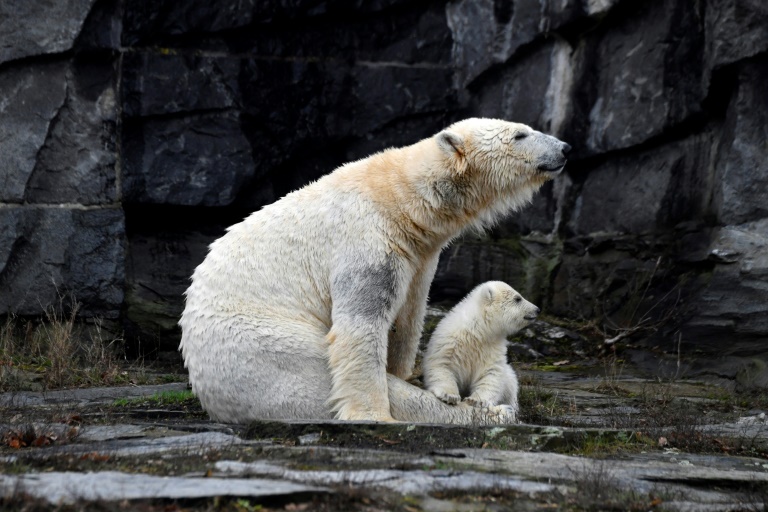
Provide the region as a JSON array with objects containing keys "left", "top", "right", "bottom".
[
  {"left": 484, "top": 286, "right": 494, "bottom": 303},
  {"left": 437, "top": 130, "right": 465, "bottom": 157}
]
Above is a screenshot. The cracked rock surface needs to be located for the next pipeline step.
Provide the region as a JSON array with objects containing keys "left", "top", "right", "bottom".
[{"left": 2, "top": 370, "right": 767, "bottom": 510}]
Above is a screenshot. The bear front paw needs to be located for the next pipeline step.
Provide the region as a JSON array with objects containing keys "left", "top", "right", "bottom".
[
  {"left": 463, "top": 396, "right": 493, "bottom": 408},
  {"left": 434, "top": 390, "right": 461, "bottom": 405}
]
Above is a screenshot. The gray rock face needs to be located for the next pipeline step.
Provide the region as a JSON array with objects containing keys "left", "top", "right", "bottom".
[
  {"left": 474, "top": 38, "right": 576, "bottom": 136},
  {"left": 123, "top": 112, "right": 254, "bottom": 206},
  {"left": 432, "top": 233, "right": 561, "bottom": 306},
  {"left": 125, "top": 228, "right": 223, "bottom": 350},
  {"left": 704, "top": 0, "right": 768, "bottom": 78},
  {"left": 685, "top": 219, "right": 768, "bottom": 348},
  {"left": 0, "top": 62, "right": 68, "bottom": 203},
  {"left": 447, "top": 0, "right": 582, "bottom": 87},
  {"left": 0, "top": 59, "right": 118, "bottom": 205},
  {"left": 25, "top": 59, "right": 119, "bottom": 205},
  {"left": 568, "top": 131, "right": 715, "bottom": 235},
  {"left": 0, "top": 207, "right": 124, "bottom": 317},
  {"left": 580, "top": 0, "right": 705, "bottom": 155},
  {"left": 0, "top": 0, "right": 767, "bottom": 378},
  {"left": 0, "top": 0, "right": 96, "bottom": 65},
  {"left": 121, "top": 53, "right": 241, "bottom": 117},
  {"left": 713, "top": 58, "right": 768, "bottom": 225}
]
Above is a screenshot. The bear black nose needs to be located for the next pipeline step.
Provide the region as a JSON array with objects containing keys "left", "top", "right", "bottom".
[
  {"left": 534, "top": 306, "right": 540, "bottom": 316},
  {"left": 561, "top": 143, "right": 572, "bottom": 156}
]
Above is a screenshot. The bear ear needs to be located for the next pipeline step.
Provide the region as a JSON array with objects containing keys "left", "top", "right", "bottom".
[
  {"left": 437, "top": 130, "right": 465, "bottom": 157},
  {"left": 437, "top": 130, "right": 468, "bottom": 175}
]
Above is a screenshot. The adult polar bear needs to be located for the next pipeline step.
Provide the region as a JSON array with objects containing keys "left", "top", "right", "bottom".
[{"left": 180, "top": 118, "right": 570, "bottom": 423}]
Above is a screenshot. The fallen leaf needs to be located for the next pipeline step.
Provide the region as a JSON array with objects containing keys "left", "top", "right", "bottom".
[
  {"left": 552, "top": 360, "right": 570, "bottom": 366},
  {"left": 61, "top": 414, "right": 83, "bottom": 426},
  {"left": 80, "top": 452, "right": 110, "bottom": 462},
  {"left": 32, "top": 436, "right": 51, "bottom": 447}
]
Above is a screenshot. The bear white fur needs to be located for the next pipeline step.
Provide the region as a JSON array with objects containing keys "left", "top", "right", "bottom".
[
  {"left": 422, "top": 281, "right": 539, "bottom": 421},
  {"left": 179, "top": 117, "right": 570, "bottom": 424}
]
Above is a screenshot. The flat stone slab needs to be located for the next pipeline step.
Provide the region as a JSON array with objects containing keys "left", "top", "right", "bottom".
[
  {"left": 77, "top": 424, "right": 152, "bottom": 442},
  {"left": 439, "top": 448, "right": 768, "bottom": 483},
  {"left": 0, "top": 471, "right": 327, "bottom": 504},
  {"left": 213, "top": 446, "right": 767, "bottom": 511},
  {"left": 216, "top": 460, "right": 559, "bottom": 496},
  {"left": 2, "top": 379, "right": 766, "bottom": 510},
  {"left": 0, "top": 382, "right": 188, "bottom": 407},
  {"left": 6, "top": 431, "right": 245, "bottom": 460},
  {"left": 435, "top": 449, "right": 768, "bottom": 510}
]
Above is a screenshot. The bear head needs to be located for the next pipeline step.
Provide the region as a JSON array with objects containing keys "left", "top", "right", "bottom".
[
  {"left": 432, "top": 118, "right": 570, "bottom": 229},
  {"left": 476, "top": 281, "right": 540, "bottom": 338}
]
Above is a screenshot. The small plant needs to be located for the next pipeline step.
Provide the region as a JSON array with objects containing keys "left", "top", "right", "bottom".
[
  {"left": 233, "top": 499, "right": 263, "bottom": 512},
  {"left": 568, "top": 460, "right": 667, "bottom": 511},
  {"left": 573, "top": 430, "right": 655, "bottom": 456},
  {"left": 517, "top": 374, "right": 572, "bottom": 425}
]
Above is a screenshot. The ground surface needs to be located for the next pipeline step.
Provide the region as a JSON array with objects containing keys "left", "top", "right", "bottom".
[{"left": 2, "top": 353, "right": 768, "bottom": 512}]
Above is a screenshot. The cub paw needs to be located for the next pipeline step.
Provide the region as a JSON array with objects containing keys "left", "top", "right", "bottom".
[
  {"left": 490, "top": 404, "right": 519, "bottom": 424},
  {"left": 433, "top": 390, "right": 461, "bottom": 405},
  {"left": 463, "top": 396, "right": 492, "bottom": 408}
]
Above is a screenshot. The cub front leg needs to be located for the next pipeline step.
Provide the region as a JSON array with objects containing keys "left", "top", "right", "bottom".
[
  {"left": 499, "top": 363, "right": 520, "bottom": 417},
  {"left": 387, "top": 252, "right": 440, "bottom": 379},
  {"left": 328, "top": 256, "right": 408, "bottom": 422},
  {"left": 465, "top": 364, "right": 510, "bottom": 409},
  {"left": 432, "top": 384, "right": 462, "bottom": 405},
  {"left": 423, "top": 357, "right": 462, "bottom": 406}
]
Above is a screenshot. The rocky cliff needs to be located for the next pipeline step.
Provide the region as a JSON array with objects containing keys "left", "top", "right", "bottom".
[{"left": 0, "top": 0, "right": 766, "bottom": 384}]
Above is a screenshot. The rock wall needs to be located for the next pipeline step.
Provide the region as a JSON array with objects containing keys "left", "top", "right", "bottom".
[{"left": 1, "top": 0, "right": 766, "bottom": 381}]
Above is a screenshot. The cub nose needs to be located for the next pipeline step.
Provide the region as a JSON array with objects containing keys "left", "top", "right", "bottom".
[
  {"left": 561, "top": 143, "right": 572, "bottom": 156},
  {"left": 533, "top": 306, "right": 540, "bottom": 316}
]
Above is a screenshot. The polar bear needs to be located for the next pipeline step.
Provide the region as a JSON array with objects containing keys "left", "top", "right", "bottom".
[
  {"left": 423, "top": 281, "right": 539, "bottom": 421},
  {"left": 179, "top": 117, "right": 570, "bottom": 424}
]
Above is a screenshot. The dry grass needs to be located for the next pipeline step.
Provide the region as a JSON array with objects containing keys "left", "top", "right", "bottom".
[
  {"left": 0, "top": 296, "right": 143, "bottom": 393},
  {"left": 518, "top": 373, "right": 574, "bottom": 425},
  {"left": 566, "top": 460, "right": 670, "bottom": 511}
]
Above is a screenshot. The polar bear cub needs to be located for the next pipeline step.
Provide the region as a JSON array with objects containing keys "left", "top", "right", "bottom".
[{"left": 423, "top": 281, "right": 539, "bottom": 420}]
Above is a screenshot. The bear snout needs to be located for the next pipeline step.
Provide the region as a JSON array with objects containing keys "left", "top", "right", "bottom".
[
  {"left": 561, "top": 142, "right": 572, "bottom": 156},
  {"left": 536, "top": 151, "right": 568, "bottom": 173},
  {"left": 524, "top": 306, "right": 540, "bottom": 321}
]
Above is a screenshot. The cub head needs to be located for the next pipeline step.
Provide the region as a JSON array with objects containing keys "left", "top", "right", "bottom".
[
  {"left": 475, "top": 281, "right": 540, "bottom": 337},
  {"left": 433, "top": 118, "right": 571, "bottom": 223}
]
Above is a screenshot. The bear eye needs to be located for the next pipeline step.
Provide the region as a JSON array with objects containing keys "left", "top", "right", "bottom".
[
  {"left": 514, "top": 296, "right": 522, "bottom": 303},
  {"left": 514, "top": 133, "right": 528, "bottom": 140}
]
